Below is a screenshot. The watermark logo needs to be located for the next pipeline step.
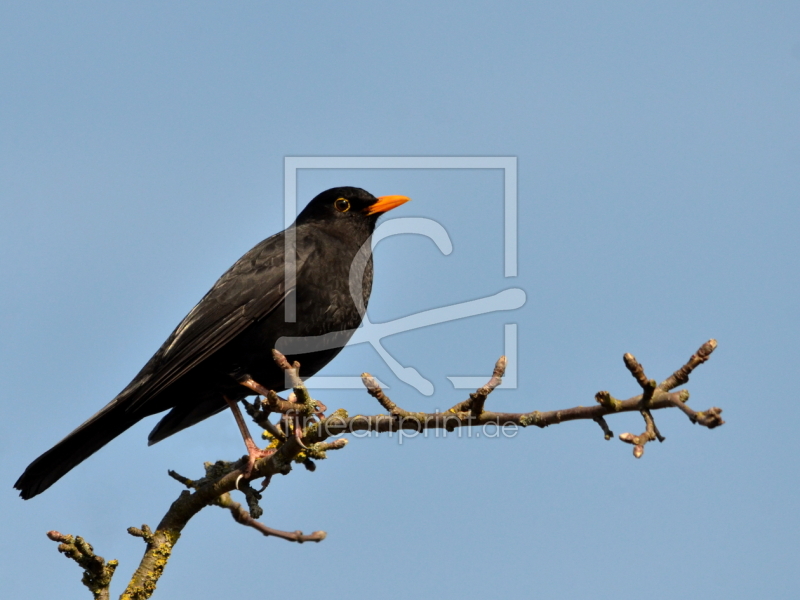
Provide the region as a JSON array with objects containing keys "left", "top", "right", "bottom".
[{"left": 278, "top": 156, "right": 525, "bottom": 394}]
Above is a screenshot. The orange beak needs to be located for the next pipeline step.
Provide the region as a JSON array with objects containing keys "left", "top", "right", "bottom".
[{"left": 364, "top": 195, "right": 411, "bottom": 215}]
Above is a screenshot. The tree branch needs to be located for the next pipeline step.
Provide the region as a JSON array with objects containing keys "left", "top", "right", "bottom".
[
  {"left": 47, "top": 340, "right": 723, "bottom": 599},
  {"left": 215, "top": 492, "right": 326, "bottom": 542},
  {"left": 300, "top": 341, "right": 723, "bottom": 449},
  {"left": 46, "top": 531, "right": 118, "bottom": 600}
]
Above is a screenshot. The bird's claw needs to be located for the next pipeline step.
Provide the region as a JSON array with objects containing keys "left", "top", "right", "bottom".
[
  {"left": 257, "top": 474, "right": 272, "bottom": 493},
  {"left": 238, "top": 447, "right": 277, "bottom": 486}
]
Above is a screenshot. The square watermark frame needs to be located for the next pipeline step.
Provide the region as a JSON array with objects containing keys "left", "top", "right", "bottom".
[{"left": 282, "top": 156, "right": 521, "bottom": 392}]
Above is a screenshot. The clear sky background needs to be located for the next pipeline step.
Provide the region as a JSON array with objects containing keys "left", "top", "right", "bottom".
[{"left": 1, "top": 2, "right": 798, "bottom": 599}]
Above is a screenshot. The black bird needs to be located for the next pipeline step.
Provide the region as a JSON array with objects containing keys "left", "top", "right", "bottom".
[{"left": 15, "top": 187, "right": 410, "bottom": 499}]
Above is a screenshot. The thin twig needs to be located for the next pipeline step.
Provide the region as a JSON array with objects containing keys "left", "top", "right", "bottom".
[
  {"left": 448, "top": 356, "right": 507, "bottom": 415},
  {"left": 215, "top": 493, "right": 326, "bottom": 543},
  {"left": 593, "top": 416, "right": 614, "bottom": 440},
  {"left": 660, "top": 339, "right": 717, "bottom": 391}
]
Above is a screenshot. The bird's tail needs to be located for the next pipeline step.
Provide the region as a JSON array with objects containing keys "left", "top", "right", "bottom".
[{"left": 14, "top": 402, "right": 143, "bottom": 499}]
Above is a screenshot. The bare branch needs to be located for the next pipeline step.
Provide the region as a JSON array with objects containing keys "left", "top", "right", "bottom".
[
  {"left": 215, "top": 492, "right": 326, "bottom": 543},
  {"left": 593, "top": 416, "right": 614, "bottom": 440},
  {"left": 660, "top": 339, "right": 717, "bottom": 391},
  {"left": 619, "top": 410, "right": 663, "bottom": 458},
  {"left": 46, "top": 340, "right": 724, "bottom": 599},
  {"left": 237, "top": 378, "right": 296, "bottom": 414},
  {"left": 362, "top": 372, "right": 404, "bottom": 415},
  {"left": 448, "top": 355, "right": 507, "bottom": 415},
  {"left": 46, "top": 531, "right": 118, "bottom": 600}
]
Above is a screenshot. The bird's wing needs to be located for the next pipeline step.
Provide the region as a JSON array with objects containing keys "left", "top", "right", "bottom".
[{"left": 122, "top": 229, "right": 312, "bottom": 411}]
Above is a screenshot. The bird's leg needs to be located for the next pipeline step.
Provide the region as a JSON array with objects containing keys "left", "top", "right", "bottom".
[
  {"left": 223, "top": 396, "right": 275, "bottom": 481},
  {"left": 238, "top": 375, "right": 317, "bottom": 447}
]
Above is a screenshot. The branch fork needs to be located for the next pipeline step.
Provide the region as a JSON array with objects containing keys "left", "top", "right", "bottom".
[{"left": 615, "top": 340, "right": 721, "bottom": 457}]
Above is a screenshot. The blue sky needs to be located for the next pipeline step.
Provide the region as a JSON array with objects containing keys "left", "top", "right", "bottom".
[{"left": 1, "top": 2, "right": 799, "bottom": 598}]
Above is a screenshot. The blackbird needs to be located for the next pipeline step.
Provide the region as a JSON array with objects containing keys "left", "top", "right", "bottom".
[{"left": 15, "top": 187, "right": 410, "bottom": 499}]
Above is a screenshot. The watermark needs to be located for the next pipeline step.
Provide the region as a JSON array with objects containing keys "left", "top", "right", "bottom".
[
  {"left": 291, "top": 412, "right": 521, "bottom": 444},
  {"left": 347, "top": 418, "right": 521, "bottom": 444},
  {"left": 278, "top": 156, "right": 525, "bottom": 394}
]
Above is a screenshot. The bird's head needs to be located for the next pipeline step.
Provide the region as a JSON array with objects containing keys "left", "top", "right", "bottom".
[{"left": 296, "top": 187, "right": 410, "bottom": 236}]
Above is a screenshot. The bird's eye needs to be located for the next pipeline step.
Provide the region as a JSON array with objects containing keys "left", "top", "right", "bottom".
[{"left": 334, "top": 198, "right": 350, "bottom": 213}]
